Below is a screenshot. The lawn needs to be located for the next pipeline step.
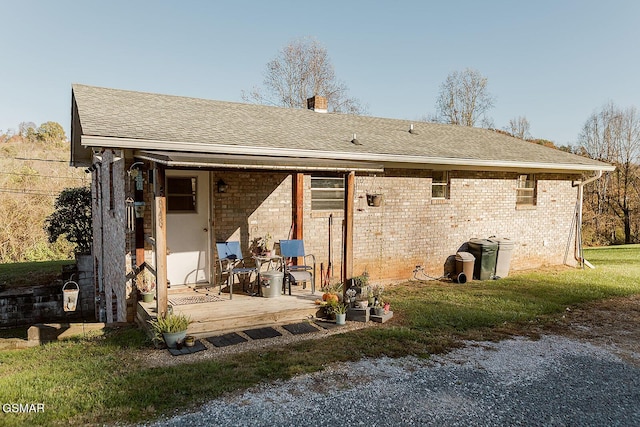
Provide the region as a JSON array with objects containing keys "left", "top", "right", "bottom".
[
  {"left": 0, "top": 245, "right": 639, "bottom": 426},
  {"left": 0, "top": 260, "right": 74, "bottom": 289}
]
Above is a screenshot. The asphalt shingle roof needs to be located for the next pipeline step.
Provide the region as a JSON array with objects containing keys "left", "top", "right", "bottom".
[{"left": 72, "top": 84, "right": 610, "bottom": 171}]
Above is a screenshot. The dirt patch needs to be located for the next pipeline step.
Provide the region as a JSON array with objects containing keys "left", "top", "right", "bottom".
[{"left": 554, "top": 295, "right": 640, "bottom": 364}]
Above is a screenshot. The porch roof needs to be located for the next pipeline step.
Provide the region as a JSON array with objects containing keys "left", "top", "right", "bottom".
[{"left": 71, "top": 84, "right": 614, "bottom": 174}]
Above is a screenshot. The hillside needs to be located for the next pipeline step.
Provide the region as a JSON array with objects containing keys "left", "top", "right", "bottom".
[{"left": 0, "top": 140, "right": 90, "bottom": 262}]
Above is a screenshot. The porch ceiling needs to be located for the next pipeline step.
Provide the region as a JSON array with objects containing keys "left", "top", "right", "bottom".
[{"left": 134, "top": 150, "right": 385, "bottom": 173}]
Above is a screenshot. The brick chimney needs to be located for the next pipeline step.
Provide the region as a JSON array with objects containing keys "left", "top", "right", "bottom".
[{"left": 307, "top": 95, "right": 328, "bottom": 113}]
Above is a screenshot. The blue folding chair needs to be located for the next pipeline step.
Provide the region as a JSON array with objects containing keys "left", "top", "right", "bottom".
[
  {"left": 216, "top": 242, "right": 257, "bottom": 299},
  {"left": 279, "top": 239, "right": 316, "bottom": 295}
]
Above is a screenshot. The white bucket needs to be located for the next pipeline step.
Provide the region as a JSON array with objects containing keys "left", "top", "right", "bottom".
[{"left": 62, "top": 281, "right": 80, "bottom": 312}]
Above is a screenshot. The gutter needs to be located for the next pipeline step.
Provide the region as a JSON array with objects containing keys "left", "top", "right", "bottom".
[
  {"left": 81, "top": 135, "right": 616, "bottom": 173},
  {"left": 574, "top": 170, "right": 604, "bottom": 268}
]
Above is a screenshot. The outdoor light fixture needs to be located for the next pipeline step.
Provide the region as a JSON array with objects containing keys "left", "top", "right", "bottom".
[{"left": 217, "top": 179, "right": 228, "bottom": 193}]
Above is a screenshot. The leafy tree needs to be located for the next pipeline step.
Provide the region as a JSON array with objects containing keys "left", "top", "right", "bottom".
[
  {"left": 45, "top": 187, "right": 92, "bottom": 255},
  {"left": 37, "top": 121, "right": 66, "bottom": 143},
  {"left": 579, "top": 102, "right": 640, "bottom": 244},
  {"left": 434, "top": 68, "right": 495, "bottom": 127},
  {"left": 243, "top": 37, "right": 365, "bottom": 114}
]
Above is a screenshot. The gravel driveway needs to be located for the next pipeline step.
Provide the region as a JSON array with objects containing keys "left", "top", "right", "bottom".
[{"left": 141, "top": 298, "right": 640, "bottom": 427}]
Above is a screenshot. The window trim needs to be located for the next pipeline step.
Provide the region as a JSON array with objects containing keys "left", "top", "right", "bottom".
[
  {"left": 516, "top": 174, "right": 536, "bottom": 206},
  {"left": 311, "top": 176, "right": 344, "bottom": 211},
  {"left": 166, "top": 176, "right": 198, "bottom": 213},
  {"left": 431, "top": 170, "right": 450, "bottom": 200}
]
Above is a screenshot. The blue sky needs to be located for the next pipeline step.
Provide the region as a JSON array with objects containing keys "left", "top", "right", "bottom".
[{"left": 1, "top": 0, "right": 638, "bottom": 146}]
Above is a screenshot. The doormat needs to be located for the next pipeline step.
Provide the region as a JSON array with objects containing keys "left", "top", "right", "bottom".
[
  {"left": 168, "top": 294, "right": 224, "bottom": 306},
  {"left": 314, "top": 319, "right": 342, "bottom": 330},
  {"left": 243, "top": 327, "right": 282, "bottom": 340},
  {"left": 206, "top": 332, "right": 247, "bottom": 347},
  {"left": 282, "top": 322, "right": 319, "bottom": 335},
  {"left": 168, "top": 340, "right": 206, "bottom": 356}
]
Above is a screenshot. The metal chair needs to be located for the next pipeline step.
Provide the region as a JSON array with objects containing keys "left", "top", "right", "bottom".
[
  {"left": 279, "top": 239, "right": 316, "bottom": 295},
  {"left": 216, "top": 241, "right": 258, "bottom": 299}
]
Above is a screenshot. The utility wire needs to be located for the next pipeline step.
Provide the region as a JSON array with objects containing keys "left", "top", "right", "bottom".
[{"left": 0, "top": 171, "right": 87, "bottom": 180}]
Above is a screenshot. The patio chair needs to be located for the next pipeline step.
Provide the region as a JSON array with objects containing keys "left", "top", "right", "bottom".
[
  {"left": 215, "top": 241, "right": 258, "bottom": 299},
  {"left": 279, "top": 239, "right": 316, "bottom": 295}
]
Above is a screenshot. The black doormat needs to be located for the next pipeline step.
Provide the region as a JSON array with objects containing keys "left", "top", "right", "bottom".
[
  {"left": 206, "top": 332, "right": 248, "bottom": 347},
  {"left": 168, "top": 340, "right": 206, "bottom": 356},
  {"left": 314, "top": 319, "right": 342, "bottom": 330},
  {"left": 282, "top": 322, "right": 319, "bottom": 335},
  {"left": 243, "top": 327, "right": 282, "bottom": 340}
]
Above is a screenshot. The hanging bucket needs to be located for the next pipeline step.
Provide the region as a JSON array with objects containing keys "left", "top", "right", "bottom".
[{"left": 62, "top": 281, "right": 80, "bottom": 312}]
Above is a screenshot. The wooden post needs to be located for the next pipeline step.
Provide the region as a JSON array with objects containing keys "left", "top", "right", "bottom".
[
  {"left": 342, "top": 171, "right": 355, "bottom": 286},
  {"left": 134, "top": 173, "right": 145, "bottom": 267},
  {"left": 154, "top": 165, "right": 168, "bottom": 318},
  {"left": 292, "top": 173, "right": 304, "bottom": 240}
]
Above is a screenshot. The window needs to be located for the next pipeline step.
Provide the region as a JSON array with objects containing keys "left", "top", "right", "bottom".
[
  {"left": 431, "top": 171, "right": 449, "bottom": 199},
  {"left": 311, "top": 176, "right": 344, "bottom": 210},
  {"left": 167, "top": 177, "right": 197, "bottom": 212},
  {"left": 516, "top": 174, "right": 536, "bottom": 206}
]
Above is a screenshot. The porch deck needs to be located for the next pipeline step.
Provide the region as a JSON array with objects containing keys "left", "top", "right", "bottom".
[{"left": 137, "top": 284, "right": 320, "bottom": 338}]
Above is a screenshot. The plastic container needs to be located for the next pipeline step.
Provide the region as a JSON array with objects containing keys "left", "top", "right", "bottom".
[
  {"left": 489, "top": 238, "right": 516, "bottom": 278},
  {"left": 455, "top": 251, "right": 475, "bottom": 283},
  {"left": 260, "top": 271, "right": 283, "bottom": 298},
  {"left": 467, "top": 239, "right": 498, "bottom": 280}
]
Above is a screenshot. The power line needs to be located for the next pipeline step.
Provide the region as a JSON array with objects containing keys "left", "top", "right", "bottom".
[
  {"left": 0, "top": 187, "right": 58, "bottom": 197},
  {"left": 10, "top": 157, "right": 67, "bottom": 163},
  {"left": 0, "top": 171, "right": 87, "bottom": 180}
]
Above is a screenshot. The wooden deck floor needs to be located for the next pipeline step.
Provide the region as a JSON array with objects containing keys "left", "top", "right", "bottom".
[{"left": 137, "top": 284, "right": 320, "bottom": 338}]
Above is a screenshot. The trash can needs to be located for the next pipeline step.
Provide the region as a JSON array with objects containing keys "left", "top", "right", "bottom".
[
  {"left": 260, "top": 271, "right": 283, "bottom": 298},
  {"left": 455, "top": 252, "right": 475, "bottom": 283},
  {"left": 467, "top": 238, "right": 498, "bottom": 280},
  {"left": 489, "top": 238, "right": 516, "bottom": 278}
]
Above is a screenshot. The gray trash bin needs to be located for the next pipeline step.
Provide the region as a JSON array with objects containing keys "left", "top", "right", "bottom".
[
  {"left": 489, "top": 238, "right": 516, "bottom": 278},
  {"left": 261, "top": 271, "right": 283, "bottom": 298},
  {"left": 467, "top": 238, "right": 498, "bottom": 280}
]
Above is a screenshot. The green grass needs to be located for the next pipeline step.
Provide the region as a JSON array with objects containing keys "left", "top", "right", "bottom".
[
  {"left": 0, "top": 245, "right": 639, "bottom": 426},
  {"left": 0, "top": 260, "right": 74, "bottom": 289}
]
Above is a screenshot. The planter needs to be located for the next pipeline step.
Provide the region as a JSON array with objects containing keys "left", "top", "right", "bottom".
[
  {"left": 373, "top": 307, "right": 385, "bottom": 316},
  {"left": 162, "top": 330, "right": 187, "bottom": 349},
  {"left": 357, "top": 300, "right": 369, "bottom": 309},
  {"left": 184, "top": 335, "right": 196, "bottom": 347},
  {"left": 141, "top": 292, "right": 154, "bottom": 303},
  {"left": 366, "top": 193, "right": 383, "bottom": 207},
  {"left": 335, "top": 313, "right": 346, "bottom": 325}
]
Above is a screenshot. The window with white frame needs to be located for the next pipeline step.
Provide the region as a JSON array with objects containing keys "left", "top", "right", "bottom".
[
  {"left": 516, "top": 174, "right": 536, "bottom": 206},
  {"left": 311, "top": 176, "right": 344, "bottom": 210},
  {"left": 431, "top": 171, "right": 450, "bottom": 199},
  {"left": 167, "top": 177, "right": 197, "bottom": 212}
]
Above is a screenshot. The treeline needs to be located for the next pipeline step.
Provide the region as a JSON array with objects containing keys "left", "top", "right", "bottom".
[{"left": 0, "top": 125, "right": 90, "bottom": 263}]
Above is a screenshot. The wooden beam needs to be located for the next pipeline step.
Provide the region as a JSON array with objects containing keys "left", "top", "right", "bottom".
[
  {"left": 154, "top": 165, "right": 168, "bottom": 318},
  {"left": 292, "top": 173, "right": 304, "bottom": 240},
  {"left": 342, "top": 171, "right": 355, "bottom": 286}
]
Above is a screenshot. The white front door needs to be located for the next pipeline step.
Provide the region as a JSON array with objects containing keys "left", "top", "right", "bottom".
[{"left": 166, "top": 170, "right": 210, "bottom": 286}]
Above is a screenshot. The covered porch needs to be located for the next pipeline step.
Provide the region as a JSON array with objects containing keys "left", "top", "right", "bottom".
[{"left": 137, "top": 283, "right": 321, "bottom": 338}]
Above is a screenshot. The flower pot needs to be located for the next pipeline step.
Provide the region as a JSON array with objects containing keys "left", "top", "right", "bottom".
[
  {"left": 357, "top": 300, "right": 369, "bottom": 309},
  {"left": 335, "top": 313, "right": 346, "bottom": 325},
  {"left": 162, "top": 330, "right": 187, "bottom": 349},
  {"left": 141, "top": 292, "right": 154, "bottom": 303},
  {"left": 184, "top": 335, "right": 196, "bottom": 347},
  {"left": 366, "top": 193, "right": 383, "bottom": 207},
  {"left": 373, "top": 307, "right": 385, "bottom": 316}
]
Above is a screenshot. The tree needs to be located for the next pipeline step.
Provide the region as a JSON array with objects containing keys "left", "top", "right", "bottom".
[
  {"left": 18, "top": 121, "right": 37, "bottom": 142},
  {"left": 36, "top": 121, "right": 66, "bottom": 143},
  {"left": 45, "top": 187, "right": 92, "bottom": 255},
  {"left": 506, "top": 116, "right": 531, "bottom": 140},
  {"left": 243, "top": 37, "right": 365, "bottom": 114},
  {"left": 434, "top": 68, "right": 495, "bottom": 127},
  {"left": 578, "top": 102, "right": 640, "bottom": 244}
]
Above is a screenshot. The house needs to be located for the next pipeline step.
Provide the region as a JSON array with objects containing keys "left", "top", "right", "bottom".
[{"left": 70, "top": 84, "right": 614, "bottom": 324}]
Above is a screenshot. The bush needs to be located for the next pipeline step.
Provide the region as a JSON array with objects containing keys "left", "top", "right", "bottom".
[{"left": 45, "top": 187, "right": 92, "bottom": 255}]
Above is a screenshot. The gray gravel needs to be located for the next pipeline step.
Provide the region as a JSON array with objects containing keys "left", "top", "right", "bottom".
[{"left": 140, "top": 335, "right": 640, "bottom": 426}]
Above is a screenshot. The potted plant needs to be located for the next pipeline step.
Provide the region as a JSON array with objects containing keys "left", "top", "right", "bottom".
[
  {"left": 366, "top": 193, "right": 383, "bottom": 207},
  {"left": 148, "top": 312, "right": 191, "bottom": 348},
  {"left": 136, "top": 268, "right": 156, "bottom": 303},
  {"left": 334, "top": 302, "right": 347, "bottom": 325}
]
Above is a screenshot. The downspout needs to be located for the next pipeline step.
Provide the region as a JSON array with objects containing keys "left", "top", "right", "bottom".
[{"left": 574, "top": 170, "right": 603, "bottom": 268}]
